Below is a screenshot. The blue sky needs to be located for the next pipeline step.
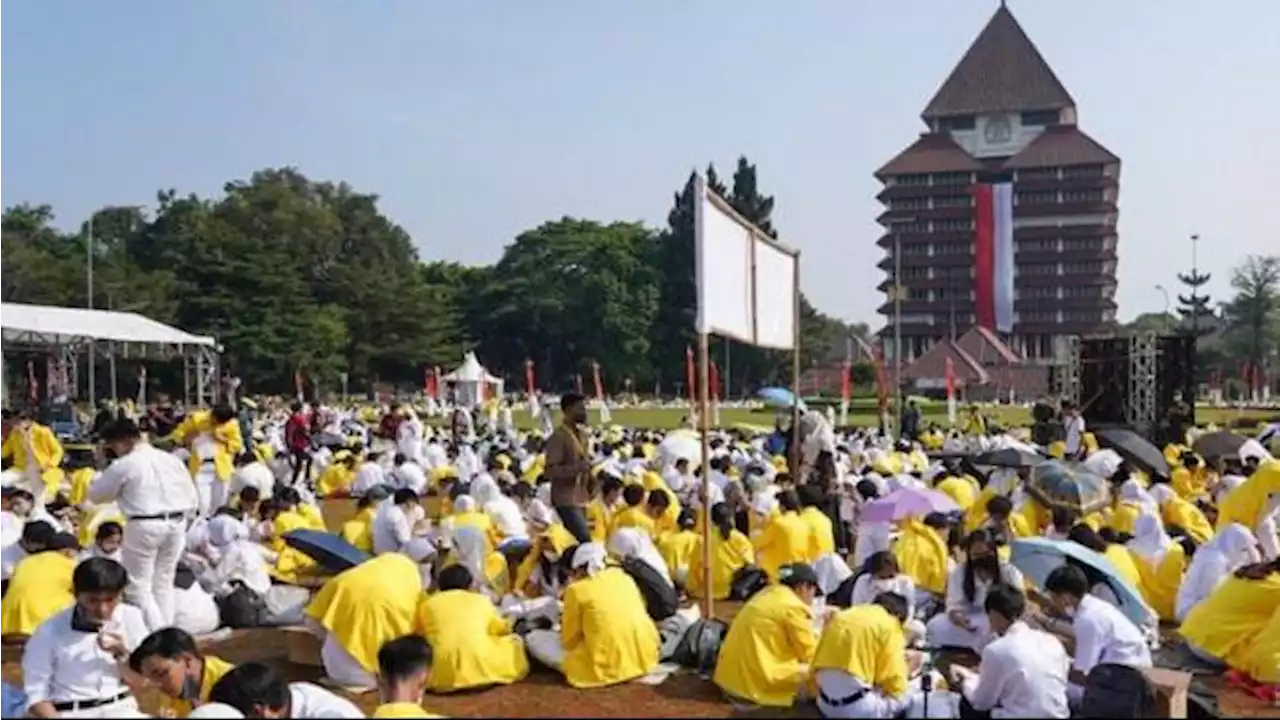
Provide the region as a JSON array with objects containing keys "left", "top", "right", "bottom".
[{"left": 4, "top": 0, "right": 1277, "bottom": 326}]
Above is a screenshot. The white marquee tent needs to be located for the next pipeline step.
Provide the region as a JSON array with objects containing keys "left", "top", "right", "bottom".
[{"left": 442, "top": 351, "right": 503, "bottom": 408}]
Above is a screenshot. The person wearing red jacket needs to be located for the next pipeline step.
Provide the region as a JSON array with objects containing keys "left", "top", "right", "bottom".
[{"left": 284, "top": 402, "right": 312, "bottom": 485}]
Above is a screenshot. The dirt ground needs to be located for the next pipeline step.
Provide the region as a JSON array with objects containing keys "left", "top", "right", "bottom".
[{"left": 2, "top": 499, "right": 1273, "bottom": 718}]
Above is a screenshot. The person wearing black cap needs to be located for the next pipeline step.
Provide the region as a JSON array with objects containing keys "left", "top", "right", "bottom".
[
  {"left": 89, "top": 417, "right": 199, "bottom": 632},
  {"left": 542, "top": 393, "right": 594, "bottom": 543},
  {"left": 713, "top": 562, "right": 821, "bottom": 708}
]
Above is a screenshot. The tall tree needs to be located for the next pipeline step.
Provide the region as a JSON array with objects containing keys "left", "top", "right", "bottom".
[
  {"left": 1221, "top": 254, "right": 1280, "bottom": 383},
  {"left": 1176, "top": 244, "right": 1215, "bottom": 337}
]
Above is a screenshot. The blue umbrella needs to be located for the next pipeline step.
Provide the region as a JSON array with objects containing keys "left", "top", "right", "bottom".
[
  {"left": 283, "top": 529, "right": 372, "bottom": 574},
  {"left": 1009, "top": 537, "right": 1151, "bottom": 628},
  {"left": 757, "top": 387, "right": 806, "bottom": 411}
]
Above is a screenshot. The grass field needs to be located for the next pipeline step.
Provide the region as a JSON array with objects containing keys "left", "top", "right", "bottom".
[{"left": 431, "top": 404, "right": 1279, "bottom": 433}]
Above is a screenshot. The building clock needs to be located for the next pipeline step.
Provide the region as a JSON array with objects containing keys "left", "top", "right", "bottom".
[{"left": 983, "top": 114, "right": 1014, "bottom": 145}]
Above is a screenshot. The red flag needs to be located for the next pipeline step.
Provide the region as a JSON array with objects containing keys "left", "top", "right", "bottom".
[
  {"left": 524, "top": 359, "right": 536, "bottom": 396},
  {"left": 840, "top": 361, "right": 852, "bottom": 403},
  {"left": 945, "top": 356, "right": 956, "bottom": 398},
  {"left": 685, "top": 346, "right": 696, "bottom": 405},
  {"left": 423, "top": 366, "right": 431, "bottom": 395},
  {"left": 709, "top": 362, "right": 721, "bottom": 403},
  {"left": 574, "top": 373, "right": 584, "bottom": 395},
  {"left": 428, "top": 367, "right": 440, "bottom": 399},
  {"left": 591, "top": 361, "right": 604, "bottom": 400}
]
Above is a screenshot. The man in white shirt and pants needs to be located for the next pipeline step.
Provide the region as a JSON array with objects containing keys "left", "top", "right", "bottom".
[
  {"left": 90, "top": 418, "right": 199, "bottom": 633},
  {"left": 1062, "top": 401, "right": 1087, "bottom": 460},
  {"left": 1042, "top": 564, "right": 1152, "bottom": 710},
  {"left": 953, "top": 583, "right": 1070, "bottom": 718}
]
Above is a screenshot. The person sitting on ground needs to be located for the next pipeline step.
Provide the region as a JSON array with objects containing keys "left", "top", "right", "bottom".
[
  {"left": 1178, "top": 557, "right": 1280, "bottom": 681},
  {"left": 2, "top": 530, "right": 78, "bottom": 638},
  {"left": 373, "top": 635, "right": 444, "bottom": 718},
  {"left": 811, "top": 591, "right": 917, "bottom": 719},
  {"left": 656, "top": 508, "right": 699, "bottom": 589},
  {"left": 523, "top": 542, "right": 660, "bottom": 688},
  {"left": 926, "top": 529, "right": 1024, "bottom": 652},
  {"left": 1126, "top": 513, "right": 1187, "bottom": 621},
  {"left": 511, "top": 501, "right": 577, "bottom": 599},
  {"left": 611, "top": 483, "right": 656, "bottom": 538},
  {"left": 844, "top": 551, "right": 925, "bottom": 641},
  {"left": 1041, "top": 564, "right": 1151, "bottom": 708},
  {"left": 340, "top": 493, "right": 378, "bottom": 553},
  {"left": 687, "top": 502, "right": 755, "bottom": 601},
  {"left": 129, "top": 626, "right": 234, "bottom": 718},
  {"left": 714, "top": 563, "right": 821, "bottom": 708},
  {"left": 209, "top": 661, "right": 363, "bottom": 719},
  {"left": 82, "top": 521, "right": 123, "bottom": 563},
  {"left": 586, "top": 475, "right": 623, "bottom": 543},
  {"left": 892, "top": 512, "right": 951, "bottom": 610},
  {"left": 305, "top": 553, "right": 423, "bottom": 692},
  {"left": 412, "top": 564, "right": 529, "bottom": 693},
  {"left": 951, "top": 583, "right": 1070, "bottom": 719},
  {"left": 753, "top": 490, "right": 811, "bottom": 583},
  {"left": 1175, "top": 523, "right": 1260, "bottom": 622}
]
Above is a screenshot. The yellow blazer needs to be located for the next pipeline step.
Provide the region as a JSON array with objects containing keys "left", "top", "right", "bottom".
[
  {"left": 0, "top": 424, "right": 65, "bottom": 498},
  {"left": 171, "top": 411, "right": 243, "bottom": 481}
]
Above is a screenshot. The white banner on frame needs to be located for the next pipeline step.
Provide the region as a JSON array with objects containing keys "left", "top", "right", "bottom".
[{"left": 694, "top": 173, "right": 798, "bottom": 348}]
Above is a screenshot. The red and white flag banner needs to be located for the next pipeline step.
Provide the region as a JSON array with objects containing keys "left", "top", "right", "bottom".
[
  {"left": 685, "top": 346, "right": 697, "bottom": 405},
  {"left": 840, "top": 361, "right": 852, "bottom": 404},
  {"left": 524, "top": 359, "right": 536, "bottom": 397},
  {"left": 591, "top": 361, "right": 604, "bottom": 400},
  {"left": 973, "top": 179, "right": 1015, "bottom": 334}
]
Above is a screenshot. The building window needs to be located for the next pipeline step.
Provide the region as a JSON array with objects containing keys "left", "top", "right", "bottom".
[
  {"left": 1065, "top": 310, "right": 1098, "bottom": 323},
  {"left": 1018, "top": 238, "right": 1058, "bottom": 253},
  {"left": 1062, "top": 165, "right": 1105, "bottom": 179},
  {"left": 934, "top": 195, "right": 972, "bottom": 208},
  {"left": 1015, "top": 190, "right": 1057, "bottom": 206},
  {"left": 1016, "top": 167, "right": 1059, "bottom": 182},
  {"left": 889, "top": 197, "right": 930, "bottom": 211},
  {"left": 933, "top": 171, "right": 973, "bottom": 186},
  {"left": 901, "top": 242, "right": 931, "bottom": 256},
  {"left": 934, "top": 218, "right": 974, "bottom": 232},
  {"left": 1019, "top": 263, "right": 1058, "bottom": 276},
  {"left": 907, "top": 288, "right": 931, "bottom": 301},
  {"left": 1020, "top": 310, "right": 1056, "bottom": 323},
  {"left": 1020, "top": 110, "right": 1060, "bottom": 126},
  {"left": 1018, "top": 285, "right": 1057, "bottom": 299},
  {"left": 938, "top": 115, "right": 977, "bottom": 131},
  {"left": 902, "top": 267, "right": 930, "bottom": 281},
  {"left": 1063, "top": 285, "right": 1099, "bottom": 298},
  {"left": 1063, "top": 238, "right": 1101, "bottom": 253},
  {"left": 1063, "top": 261, "right": 1104, "bottom": 275},
  {"left": 887, "top": 221, "right": 928, "bottom": 233},
  {"left": 894, "top": 173, "right": 930, "bottom": 187},
  {"left": 936, "top": 286, "right": 971, "bottom": 300},
  {"left": 1062, "top": 189, "right": 1104, "bottom": 203},
  {"left": 938, "top": 266, "right": 972, "bottom": 280}
]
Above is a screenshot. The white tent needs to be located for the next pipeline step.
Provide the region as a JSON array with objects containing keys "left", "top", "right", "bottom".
[{"left": 442, "top": 351, "right": 503, "bottom": 408}]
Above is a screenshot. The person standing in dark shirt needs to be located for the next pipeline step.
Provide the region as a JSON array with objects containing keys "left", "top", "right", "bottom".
[{"left": 285, "top": 402, "right": 312, "bottom": 486}]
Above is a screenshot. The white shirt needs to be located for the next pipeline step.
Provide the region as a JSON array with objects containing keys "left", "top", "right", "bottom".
[
  {"left": 89, "top": 443, "right": 198, "bottom": 517},
  {"left": 1064, "top": 414, "right": 1086, "bottom": 455},
  {"left": 173, "top": 583, "right": 221, "bottom": 637},
  {"left": 22, "top": 604, "right": 148, "bottom": 709},
  {"left": 1, "top": 511, "right": 21, "bottom": 549},
  {"left": 945, "top": 563, "right": 1025, "bottom": 614},
  {"left": 963, "top": 621, "right": 1070, "bottom": 718},
  {"left": 351, "top": 463, "right": 386, "bottom": 498},
  {"left": 371, "top": 503, "right": 415, "bottom": 555},
  {"left": 2, "top": 542, "right": 29, "bottom": 581},
  {"left": 1071, "top": 595, "right": 1152, "bottom": 675},
  {"left": 392, "top": 462, "right": 428, "bottom": 495},
  {"left": 202, "top": 539, "right": 273, "bottom": 596},
  {"left": 229, "top": 462, "right": 275, "bottom": 499},
  {"left": 486, "top": 495, "right": 528, "bottom": 541},
  {"left": 287, "top": 682, "right": 364, "bottom": 718},
  {"left": 849, "top": 574, "right": 917, "bottom": 621}
]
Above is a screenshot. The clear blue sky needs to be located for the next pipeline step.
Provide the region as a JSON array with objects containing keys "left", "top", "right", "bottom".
[{"left": 4, "top": 0, "right": 1277, "bottom": 325}]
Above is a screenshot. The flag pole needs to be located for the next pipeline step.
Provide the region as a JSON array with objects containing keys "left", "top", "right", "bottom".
[
  {"left": 698, "top": 331, "right": 714, "bottom": 621},
  {"left": 791, "top": 253, "right": 802, "bottom": 477}
]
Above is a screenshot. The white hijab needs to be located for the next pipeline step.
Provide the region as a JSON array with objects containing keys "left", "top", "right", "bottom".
[
  {"left": 451, "top": 526, "right": 489, "bottom": 589},
  {"left": 1175, "top": 523, "right": 1259, "bottom": 621},
  {"left": 453, "top": 494, "right": 477, "bottom": 514},
  {"left": 207, "top": 515, "right": 248, "bottom": 548},
  {"left": 1120, "top": 479, "right": 1158, "bottom": 514},
  {"left": 608, "top": 528, "right": 672, "bottom": 584},
  {"left": 1128, "top": 513, "right": 1172, "bottom": 567},
  {"left": 571, "top": 542, "right": 608, "bottom": 577},
  {"left": 1148, "top": 483, "right": 1176, "bottom": 507}
]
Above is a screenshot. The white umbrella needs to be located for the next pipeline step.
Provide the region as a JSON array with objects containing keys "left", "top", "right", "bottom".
[{"left": 656, "top": 429, "right": 701, "bottom": 468}]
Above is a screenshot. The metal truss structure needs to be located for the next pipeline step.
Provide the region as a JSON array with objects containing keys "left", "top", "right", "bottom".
[
  {"left": 1127, "top": 332, "right": 1158, "bottom": 434},
  {"left": 1054, "top": 335, "right": 1082, "bottom": 406}
]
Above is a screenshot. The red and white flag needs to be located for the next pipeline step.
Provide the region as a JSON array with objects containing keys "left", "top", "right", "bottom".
[
  {"left": 973, "top": 178, "right": 1015, "bottom": 334},
  {"left": 945, "top": 356, "right": 958, "bottom": 425}
]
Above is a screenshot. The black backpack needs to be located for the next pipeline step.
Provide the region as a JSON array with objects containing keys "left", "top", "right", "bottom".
[
  {"left": 217, "top": 582, "right": 267, "bottom": 629},
  {"left": 619, "top": 557, "right": 679, "bottom": 621},
  {"left": 826, "top": 573, "right": 860, "bottom": 608},
  {"left": 729, "top": 566, "right": 769, "bottom": 601},
  {"left": 672, "top": 618, "right": 728, "bottom": 676},
  {"left": 1080, "top": 663, "right": 1158, "bottom": 718}
]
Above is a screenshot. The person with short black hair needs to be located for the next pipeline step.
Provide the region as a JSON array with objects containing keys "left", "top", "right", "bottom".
[
  {"left": 949, "top": 583, "right": 1070, "bottom": 718},
  {"left": 1043, "top": 564, "right": 1151, "bottom": 705},
  {"left": 1, "top": 530, "right": 80, "bottom": 637},
  {"left": 90, "top": 418, "right": 199, "bottom": 633},
  {"left": 372, "top": 488, "right": 433, "bottom": 563},
  {"left": 208, "top": 661, "right": 363, "bottom": 718},
  {"left": 2, "top": 518, "right": 56, "bottom": 583},
  {"left": 128, "top": 626, "right": 234, "bottom": 718},
  {"left": 542, "top": 393, "right": 594, "bottom": 543},
  {"left": 373, "top": 635, "right": 440, "bottom": 718},
  {"left": 21, "top": 557, "right": 149, "bottom": 718},
  {"left": 85, "top": 521, "right": 124, "bottom": 563},
  {"left": 714, "top": 563, "right": 820, "bottom": 707}
]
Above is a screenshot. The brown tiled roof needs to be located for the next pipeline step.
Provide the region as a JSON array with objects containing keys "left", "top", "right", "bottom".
[
  {"left": 921, "top": 5, "right": 1075, "bottom": 119},
  {"left": 876, "top": 133, "right": 982, "bottom": 179},
  {"left": 956, "top": 326, "right": 1023, "bottom": 364},
  {"left": 1001, "top": 125, "right": 1119, "bottom": 169},
  {"left": 902, "top": 340, "right": 987, "bottom": 384}
]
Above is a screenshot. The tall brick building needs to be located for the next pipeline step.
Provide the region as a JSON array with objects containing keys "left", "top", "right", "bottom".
[{"left": 875, "top": 4, "right": 1120, "bottom": 365}]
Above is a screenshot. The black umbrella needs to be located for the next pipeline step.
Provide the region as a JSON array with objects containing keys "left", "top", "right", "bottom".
[
  {"left": 1193, "top": 431, "right": 1248, "bottom": 460},
  {"left": 1095, "top": 427, "right": 1170, "bottom": 480},
  {"left": 972, "top": 446, "right": 1047, "bottom": 468},
  {"left": 283, "top": 529, "right": 371, "bottom": 574}
]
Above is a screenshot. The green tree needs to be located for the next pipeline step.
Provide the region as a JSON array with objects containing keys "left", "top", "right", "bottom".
[
  {"left": 1221, "top": 255, "right": 1280, "bottom": 382},
  {"left": 1176, "top": 262, "right": 1215, "bottom": 337}
]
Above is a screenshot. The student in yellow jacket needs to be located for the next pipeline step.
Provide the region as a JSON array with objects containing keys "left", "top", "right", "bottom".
[
  {"left": 128, "top": 627, "right": 235, "bottom": 719},
  {"left": 714, "top": 563, "right": 820, "bottom": 707},
  {"left": 0, "top": 410, "right": 65, "bottom": 501},
  {"left": 811, "top": 594, "right": 913, "bottom": 717},
  {"left": 0, "top": 535, "right": 78, "bottom": 636},
  {"left": 753, "top": 491, "right": 812, "bottom": 582},
  {"left": 171, "top": 404, "right": 243, "bottom": 513},
  {"left": 1126, "top": 513, "right": 1187, "bottom": 621},
  {"left": 1149, "top": 483, "right": 1214, "bottom": 544},
  {"left": 1216, "top": 460, "right": 1280, "bottom": 560},
  {"left": 687, "top": 503, "right": 755, "bottom": 601},
  {"left": 413, "top": 565, "right": 529, "bottom": 693},
  {"left": 1180, "top": 559, "right": 1280, "bottom": 676},
  {"left": 893, "top": 516, "right": 951, "bottom": 597},
  {"left": 798, "top": 486, "right": 836, "bottom": 563},
  {"left": 656, "top": 509, "right": 700, "bottom": 588}
]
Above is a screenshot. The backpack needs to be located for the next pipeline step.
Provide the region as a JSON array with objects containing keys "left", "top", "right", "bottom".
[
  {"left": 217, "top": 582, "right": 267, "bottom": 629},
  {"left": 1080, "top": 663, "right": 1158, "bottom": 718},
  {"left": 827, "top": 573, "right": 860, "bottom": 608},
  {"left": 619, "top": 557, "right": 679, "bottom": 621},
  {"left": 672, "top": 618, "right": 728, "bottom": 676},
  {"left": 729, "top": 566, "right": 769, "bottom": 601}
]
